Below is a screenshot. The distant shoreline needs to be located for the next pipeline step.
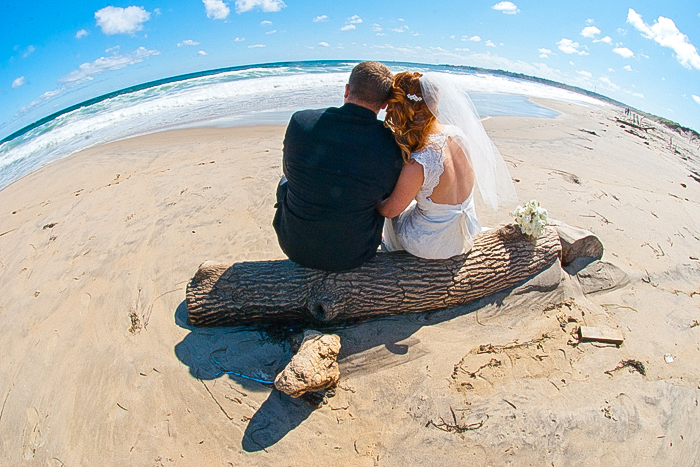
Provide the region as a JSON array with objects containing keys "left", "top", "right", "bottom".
[{"left": 4, "top": 59, "right": 697, "bottom": 145}]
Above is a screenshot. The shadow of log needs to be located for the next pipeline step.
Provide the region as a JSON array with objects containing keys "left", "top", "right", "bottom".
[{"left": 172, "top": 260, "right": 560, "bottom": 451}]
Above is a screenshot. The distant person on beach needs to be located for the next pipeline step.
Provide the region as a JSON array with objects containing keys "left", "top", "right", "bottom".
[
  {"left": 378, "top": 71, "right": 517, "bottom": 259},
  {"left": 273, "top": 61, "right": 403, "bottom": 271}
]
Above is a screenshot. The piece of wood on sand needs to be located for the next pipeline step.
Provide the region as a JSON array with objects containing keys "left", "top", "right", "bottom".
[
  {"left": 549, "top": 219, "right": 603, "bottom": 266},
  {"left": 579, "top": 325, "right": 625, "bottom": 345},
  {"left": 186, "top": 224, "right": 562, "bottom": 327},
  {"left": 274, "top": 330, "right": 341, "bottom": 397}
]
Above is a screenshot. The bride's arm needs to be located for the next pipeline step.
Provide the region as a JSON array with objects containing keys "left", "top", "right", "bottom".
[{"left": 377, "top": 160, "right": 424, "bottom": 218}]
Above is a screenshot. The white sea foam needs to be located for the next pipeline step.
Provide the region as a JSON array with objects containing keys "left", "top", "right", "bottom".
[{"left": 0, "top": 64, "right": 608, "bottom": 191}]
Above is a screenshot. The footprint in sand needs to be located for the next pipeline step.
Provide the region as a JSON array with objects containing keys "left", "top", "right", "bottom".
[{"left": 22, "top": 406, "right": 47, "bottom": 460}]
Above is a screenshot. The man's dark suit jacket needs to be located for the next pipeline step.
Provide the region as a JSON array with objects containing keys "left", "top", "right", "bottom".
[{"left": 273, "top": 103, "right": 403, "bottom": 271}]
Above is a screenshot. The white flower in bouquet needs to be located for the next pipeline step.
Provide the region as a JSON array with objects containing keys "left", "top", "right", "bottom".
[{"left": 512, "top": 199, "right": 548, "bottom": 238}]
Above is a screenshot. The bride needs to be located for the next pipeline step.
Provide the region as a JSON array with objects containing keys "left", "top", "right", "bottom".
[{"left": 378, "top": 71, "right": 517, "bottom": 259}]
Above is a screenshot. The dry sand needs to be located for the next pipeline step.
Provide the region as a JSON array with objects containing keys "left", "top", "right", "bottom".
[{"left": 0, "top": 100, "right": 699, "bottom": 466}]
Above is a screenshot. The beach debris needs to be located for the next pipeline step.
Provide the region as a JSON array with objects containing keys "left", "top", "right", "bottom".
[
  {"left": 426, "top": 410, "right": 487, "bottom": 433},
  {"left": 42, "top": 222, "right": 57, "bottom": 229},
  {"left": 664, "top": 354, "right": 674, "bottom": 364},
  {"left": 605, "top": 359, "right": 646, "bottom": 377},
  {"left": 691, "top": 320, "right": 700, "bottom": 328},
  {"left": 274, "top": 330, "right": 341, "bottom": 398},
  {"left": 186, "top": 225, "right": 562, "bottom": 326},
  {"left": 549, "top": 219, "right": 603, "bottom": 266},
  {"left": 579, "top": 326, "right": 624, "bottom": 345}
]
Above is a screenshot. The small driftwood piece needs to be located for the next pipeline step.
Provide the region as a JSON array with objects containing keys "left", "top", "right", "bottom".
[
  {"left": 550, "top": 220, "right": 603, "bottom": 265},
  {"left": 579, "top": 326, "right": 624, "bottom": 345},
  {"left": 186, "top": 224, "right": 561, "bottom": 327},
  {"left": 274, "top": 331, "right": 341, "bottom": 397}
]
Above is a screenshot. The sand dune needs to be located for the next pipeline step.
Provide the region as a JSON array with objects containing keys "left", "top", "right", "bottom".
[{"left": 0, "top": 100, "right": 698, "bottom": 465}]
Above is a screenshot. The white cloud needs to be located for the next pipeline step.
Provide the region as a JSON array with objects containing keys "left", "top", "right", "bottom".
[
  {"left": 586, "top": 18, "right": 595, "bottom": 25},
  {"left": 599, "top": 76, "right": 620, "bottom": 91},
  {"left": 105, "top": 45, "right": 120, "bottom": 53},
  {"left": 612, "top": 47, "right": 634, "bottom": 58},
  {"left": 593, "top": 36, "right": 612, "bottom": 44},
  {"left": 341, "top": 25, "right": 356, "bottom": 31},
  {"left": 76, "top": 29, "right": 89, "bottom": 39},
  {"left": 623, "top": 65, "right": 633, "bottom": 71},
  {"left": 95, "top": 6, "right": 151, "bottom": 35},
  {"left": 235, "top": 0, "right": 286, "bottom": 13},
  {"left": 485, "top": 40, "right": 496, "bottom": 47},
  {"left": 455, "top": 47, "right": 470, "bottom": 52},
  {"left": 627, "top": 8, "right": 700, "bottom": 69},
  {"left": 178, "top": 40, "right": 201, "bottom": 47},
  {"left": 372, "top": 24, "right": 382, "bottom": 32},
  {"left": 631, "top": 92, "right": 644, "bottom": 98},
  {"left": 260, "top": 20, "right": 272, "bottom": 25},
  {"left": 265, "top": 29, "right": 276, "bottom": 34},
  {"left": 538, "top": 47, "right": 553, "bottom": 58},
  {"left": 248, "top": 44, "right": 266, "bottom": 48},
  {"left": 198, "top": 50, "right": 207, "bottom": 55},
  {"left": 203, "top": 0, "right": 230, "bottom": 19},
  {"left": 22, "top": 45, "right": 36, "bottom": 58},
  {"left": 692, "top": 95, "right": 700, "bottom": 105},
  {"left": 492, "top": 2, "right": 519, "bottom": 14},
  {"left": 469, "top": 35, "right": 481, "bottom": 42},
  {"left": 557, "top": 38, "right": 589, "bottom": 55},
  {"left": 617, "top": 28, "right": 627, "bottom": 35},
  {"left": 234, "top": 37, "right": 245, "bottom": 42},
  {"left": 19, "top": 88, "right": 65, "bottom": 114},
  {"left": 577, "top": 70, "right": 593, "bottom": 79},
  {"left": 318, "top": 42, "right": 329, "bottom": 47},
  {"left": 392, "top": 26, "right": 408, "bottom": 33},
  {"left": 12, "top": 76, "right": 26, "bottom": 89},
  {"left": 608, "top": 67, "right": 615, "bottom": 72},
  {"left": 581, "top": 26, "right": 600, "bottom": 38},
  {"left": 348, "top": 15, "right": 363, "bottom": 24},
  {"left": 313, "top": 15, "right": 328, "bottom": 22},
  {"left": 59, "top": 47, "right": 160, "bottom": 85}
]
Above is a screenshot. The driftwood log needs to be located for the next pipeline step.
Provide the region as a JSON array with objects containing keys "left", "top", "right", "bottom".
[{"left": 186, "top": 224, "right": 562, "bottom": 327}]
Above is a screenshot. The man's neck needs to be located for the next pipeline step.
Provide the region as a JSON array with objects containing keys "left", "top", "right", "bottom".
[{"left": 344, "top": 97, "right": 381, "bottom": 115}]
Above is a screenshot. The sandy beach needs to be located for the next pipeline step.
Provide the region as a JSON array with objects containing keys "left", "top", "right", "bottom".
[{"left": 0, "top": 99, "right": 699, "bottom": 465}]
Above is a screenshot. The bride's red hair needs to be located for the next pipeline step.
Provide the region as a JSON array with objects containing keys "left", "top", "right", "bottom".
[{"left": 384, "top": 71, "right": 436, "bottom": 163}]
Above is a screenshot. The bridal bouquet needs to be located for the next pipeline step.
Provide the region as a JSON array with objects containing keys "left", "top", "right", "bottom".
[{"left": 512, "top": 199, "right": 548, "bottom": 239}]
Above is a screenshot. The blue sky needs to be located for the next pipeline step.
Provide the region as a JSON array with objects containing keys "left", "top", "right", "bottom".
[{"left": 2, "top": 0, "right": 700, "bottom": 138}]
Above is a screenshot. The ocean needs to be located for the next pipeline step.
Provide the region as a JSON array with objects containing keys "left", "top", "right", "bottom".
[{"left": 0, "top": 60, "right": 607, "bottom": 192}]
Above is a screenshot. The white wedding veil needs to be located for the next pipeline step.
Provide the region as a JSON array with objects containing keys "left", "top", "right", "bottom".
[{"left": 420, "top": 72, "right": 517, "bottom": 211}]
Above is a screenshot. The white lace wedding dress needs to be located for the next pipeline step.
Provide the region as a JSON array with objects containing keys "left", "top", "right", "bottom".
[{"left": 382, "top": 125, "right": 482, "bottom": 259}]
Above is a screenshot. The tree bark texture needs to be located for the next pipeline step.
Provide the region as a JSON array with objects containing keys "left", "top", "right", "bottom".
[{"left": 186, "top": 224, "right": 562, "bottom": 327}]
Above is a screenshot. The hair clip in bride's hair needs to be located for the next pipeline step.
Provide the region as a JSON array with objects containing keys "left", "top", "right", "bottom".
[{"left": 406, "top": 93, "right": 422, "bottom": 102}]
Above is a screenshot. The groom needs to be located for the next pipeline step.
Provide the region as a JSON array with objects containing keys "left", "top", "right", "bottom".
[{"left": 273, "top": 61, "right": 403, "bottom": 271}]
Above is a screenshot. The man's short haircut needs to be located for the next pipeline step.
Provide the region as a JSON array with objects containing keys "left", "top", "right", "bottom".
[{"left": 347, "top": 61, "right": 394, "bottom": 107}]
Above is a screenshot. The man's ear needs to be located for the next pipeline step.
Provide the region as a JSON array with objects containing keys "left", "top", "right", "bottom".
[{"left": 344, "top": 84, "right": 350, "bottom": 99}]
